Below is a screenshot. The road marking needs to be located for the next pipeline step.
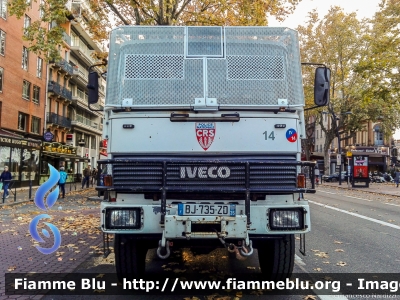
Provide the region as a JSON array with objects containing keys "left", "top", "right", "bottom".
[
  {"left": 318, "top": 295, "right": 348, "bottom": 300},
  {"left": 344, "top": 195, "right": 372, "bottom": 202},
  {"left": 294, "top": 255, "right": 348, "bottom": 300},
  {"left": 318, "top": 190, "right": 336, "bottom": 195},
  {"left": 308, "top": 200, "right": 400, "bottom": 230},
  {"left": 295, "top": 254, "right": 305, "bottom": 266},
  {"left": 385, "top": 203, "right": 400, "bottom": 207}
]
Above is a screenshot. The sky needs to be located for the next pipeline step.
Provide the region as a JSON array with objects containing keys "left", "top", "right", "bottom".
[{"left": 268, "top": 0, "right": 382, "bottom": 29}]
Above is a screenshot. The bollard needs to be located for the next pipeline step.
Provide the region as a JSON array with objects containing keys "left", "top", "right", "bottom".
[
  {"left": 14, "top": 185, "right": 16, "bottom": 202},
  {"left": 29, "top": 179, "right": 32, "bottom": 200}
]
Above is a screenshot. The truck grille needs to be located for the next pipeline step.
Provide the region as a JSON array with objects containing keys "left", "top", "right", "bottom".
[{"left": 110, "top": 156, "right": 297, "bottom": 192}]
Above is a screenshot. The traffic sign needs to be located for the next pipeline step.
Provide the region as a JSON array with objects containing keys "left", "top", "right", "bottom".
[
  {"left": 337, "top": 154, "right": 341, "bottom": 165},
  {"left": 346, "top": 151, "right": 353, "bottom": 157}
]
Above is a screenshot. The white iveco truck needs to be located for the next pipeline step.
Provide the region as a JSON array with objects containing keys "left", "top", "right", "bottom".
[{"left": 88, "top": 26, "right": 330, "bottom": 281}]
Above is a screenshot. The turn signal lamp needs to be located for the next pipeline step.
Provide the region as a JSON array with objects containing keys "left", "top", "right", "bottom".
[{"left": 297, "top": 173, "right": 306, "bottom": 188}]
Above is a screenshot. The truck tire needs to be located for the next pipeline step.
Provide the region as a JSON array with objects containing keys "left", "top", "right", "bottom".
[
  {"left": 257, "top": 235, "right": 295, "bottom": 281},
  {"left": 114, "top": 234, "right": 147, "bottom": 282}
]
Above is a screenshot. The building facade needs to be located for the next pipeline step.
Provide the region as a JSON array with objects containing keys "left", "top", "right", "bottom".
[
  {"left": 42, "top": 0, "right": 105, "bottom": 183},
  {"left": 313, "top": 114, "right": 389, "bottom": 174},
  {"left": 0, "top": 0, "right": 47, "bottom": 187}
]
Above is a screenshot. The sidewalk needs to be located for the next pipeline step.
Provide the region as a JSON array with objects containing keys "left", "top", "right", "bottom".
[
  {"left": 319, "top": 181, "right": 400, "bottom": 197},
  {"left": 0, "top": 180, "right": 98, "bottom": 206}
]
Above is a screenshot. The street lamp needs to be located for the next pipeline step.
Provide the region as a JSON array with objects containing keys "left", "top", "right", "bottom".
[{"left": 322, "top": 111, "right": 352, "bottom": 185}]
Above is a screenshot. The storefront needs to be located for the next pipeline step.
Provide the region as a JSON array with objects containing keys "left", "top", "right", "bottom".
[
  {"left": 41, "top": 142, "right": 90, "bottom": 184},
  {"left": 349, "top": 146, "right": 389, "bottom": 173},
  {"left": 0, "top": 134, "right": 41, "bottom": 188}
]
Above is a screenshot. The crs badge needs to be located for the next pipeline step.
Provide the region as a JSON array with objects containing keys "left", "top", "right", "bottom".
[{"left": 196, "top": 123, "right": 216, "bottom": 151}]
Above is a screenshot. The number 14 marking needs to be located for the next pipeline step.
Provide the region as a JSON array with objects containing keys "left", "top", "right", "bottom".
[{"left": 263, "top": 131, "right": 275, "bottom": 140}]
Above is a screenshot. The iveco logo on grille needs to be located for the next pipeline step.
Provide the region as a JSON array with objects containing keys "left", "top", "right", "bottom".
[{"left": 180, "top": 166, "right": 230, "bottom": 179}]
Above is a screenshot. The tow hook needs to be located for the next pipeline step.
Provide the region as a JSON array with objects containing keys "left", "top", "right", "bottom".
[
  {"left": 156, "top": 240, "right": 170, "bottom": 259},
  {"left": 239, "top": 240, "right": 253, "bottom": 257},
  {"left": 227, "top": 243, "right": 236, "bottom": 253}
]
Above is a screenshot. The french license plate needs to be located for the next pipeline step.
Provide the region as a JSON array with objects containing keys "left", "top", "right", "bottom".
[{"left": 178, "top": 204, "right": 236, "bottom": 216}]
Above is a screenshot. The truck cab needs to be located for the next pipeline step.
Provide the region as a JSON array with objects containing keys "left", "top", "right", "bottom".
[{"left": 89, "top": 26, "right": 329, "bottom": 281}]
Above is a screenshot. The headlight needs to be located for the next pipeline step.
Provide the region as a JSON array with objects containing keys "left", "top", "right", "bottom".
[
  {"left": 269, "top": 208, "right": 304, "bottom": 230},
  {"left": 105, "top": 208, "right": 142, "bottom": 229}
]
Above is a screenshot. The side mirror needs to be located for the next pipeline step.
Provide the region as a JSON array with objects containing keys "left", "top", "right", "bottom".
[
  {"left": 87, "top": 71, "right": 99, "bottom": 104},
  {"left": 314, "top": 67, "right": 330, "bottom": 106}
]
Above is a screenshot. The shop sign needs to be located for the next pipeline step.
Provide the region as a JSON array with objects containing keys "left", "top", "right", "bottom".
[
  {"left": 66, "top": 134, "right": 73, "bottom": 145},
  {"left": 0, "top": 136, "right": 41, "bottom": 148},
  {"left": 43, "top": 131, "right": 54, "bottom": 142},
  {"left": 351, "top": 147, "right": 389, "bottom": 155},
  {"left": 100, "top": 149, "right": 107, "bottom": 157},
  {"left": 42, "top": 142, "right": 77, "bottom": 155}
]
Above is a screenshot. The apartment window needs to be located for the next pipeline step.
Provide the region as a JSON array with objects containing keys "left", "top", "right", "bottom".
[
  {"left": 0, "top": 0, "right": 7, "bottom": 19},
  {"left": 22, "top": 80, "right": 31, "bottom": 100},
  {"left": 0, "top": 67, "right": 3, "bottom": 92},
  {"left": 22, "top": 47, "right": 29, "bottom": 70},
  {"left": 18, "top": 112, "right": 29, "bottom": 131},
  {"left": 39, "top": 0, "right": 44, "bottom": 18},
  {"left": 0, "top": 30, "right": 5, "bottom": 56},
  {"left": 32, "top": 85, "right": 40, "bottom": 104},
  {"left": 30, "top": 116, "right": 40, "bottom": 134},
  {"left": 36, "top": 57, "right": 43, "bottom": 78},
  {"left": 24, "top": 15, "right": 31, "bottom": 35},
  {"left": 91, "top": 136, "right": 96, "bottom": 149},
  {"left": 75, "top": 132, "right": 82, "bottom": 147}
]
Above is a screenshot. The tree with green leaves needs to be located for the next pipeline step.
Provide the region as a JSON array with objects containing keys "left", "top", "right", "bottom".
[
  {"left": 9, "top": 0, "right": 302, "bottom": 61},
  {"left": 354, "top": 0, "right": 400, "bottom": 139},
  {"left": 298, "top": 7, "right": 369, "bottom": 175}
]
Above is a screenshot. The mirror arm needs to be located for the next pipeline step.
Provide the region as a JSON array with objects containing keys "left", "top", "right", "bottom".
[
  {"left": 304, "top": 105, "right": 322, "bottom": 111},
  {"left": 88, "top": 59, "right": 108, "bottom": 112},
  {"left": 301, "top": 62, "right": 327, "bottom": 67}
]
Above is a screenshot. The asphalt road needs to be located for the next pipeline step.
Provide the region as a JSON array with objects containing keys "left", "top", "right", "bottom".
[{"left": 22, "top": 186, "right": 400, "bottom": 299}]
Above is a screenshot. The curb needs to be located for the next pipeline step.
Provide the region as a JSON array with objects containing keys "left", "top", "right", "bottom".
[
  {"left": 87, "top": 196, "right": 102, "bottom": 201},
  {"left": 319, "top": 184, "right": 400, "bottom": 198},
  {"left": 0, "top": 199, "right": 32, "bottom": 207}
]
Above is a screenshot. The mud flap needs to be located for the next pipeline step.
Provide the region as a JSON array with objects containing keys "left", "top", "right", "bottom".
[
  {"left": 299, "top": 233, "right": 306, "bottom": 256},
  {"left": 103, "top": 232, "right": 111, "bottom": 258}
]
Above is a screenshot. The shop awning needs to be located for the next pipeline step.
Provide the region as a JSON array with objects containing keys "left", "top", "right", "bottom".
[{"left": 42, "top": 152, "right": 90, "bottom": 162}]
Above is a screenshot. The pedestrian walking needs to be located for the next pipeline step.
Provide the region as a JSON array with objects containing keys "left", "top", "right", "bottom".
[
  {"left": 82, "top": 164, "right": 91, "bottom": 189},
  {"left": 395, "top": 169, "right": 400, "bottom": 188},
  {"left": 58, "top": 167, "right": 68, "bottom": 198},
  {"left": 91, "top": 167, "right": 98, "bottom": 185},
  {"left": 0, "top": 166, "right": 12, "bottom": 198}
]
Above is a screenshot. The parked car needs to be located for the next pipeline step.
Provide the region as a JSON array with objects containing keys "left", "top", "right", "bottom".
[{"left": 322, "top": 173, "right": 340, "bottom": 182}]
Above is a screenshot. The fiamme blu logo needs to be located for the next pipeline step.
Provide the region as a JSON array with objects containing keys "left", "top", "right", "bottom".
[{"left": 29, "top": 164, "right": 62, "bottom": 254}]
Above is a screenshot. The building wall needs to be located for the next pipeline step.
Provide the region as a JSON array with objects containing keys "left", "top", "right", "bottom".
[{"left": 0, "top": 2, "right": 47, "bottom": 138}]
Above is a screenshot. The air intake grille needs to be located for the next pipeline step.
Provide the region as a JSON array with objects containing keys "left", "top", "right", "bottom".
[{"left": 111, "top": 157, "right": 298, "bottom": 191}]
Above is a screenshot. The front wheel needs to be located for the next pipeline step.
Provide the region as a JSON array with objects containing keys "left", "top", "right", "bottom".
[
  {"left": 257, "top": 235, "right": 295, "bottom": 281},
  {"left": 114, "top": 234, "right": 148, "bottom": 282}
]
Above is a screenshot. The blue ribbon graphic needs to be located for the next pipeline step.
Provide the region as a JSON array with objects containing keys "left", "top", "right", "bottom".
[{"left": 29, "top": 164, "right": 62, "bottom": 254}]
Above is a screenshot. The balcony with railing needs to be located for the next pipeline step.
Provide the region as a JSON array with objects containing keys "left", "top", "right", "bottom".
[
  {"left": 46, "top": 112, "right": 71, "bottom": 128},
  {"left": 71, "top": 35, "right": 96, "bottom": 65},
  {"left": 48, "top": 81, "right": 72, "bottom": 101},
  {"left": 62, "top": 32, "right": 71, "bottom": 46},
  {"left": 71, "top": 114, "right": 102, "bottom": 133},
  {"left": 51, "top": 58, "right": 79, "bottom": 76},
  {"left": 72, "top": 88, "right": 104, "bottom": 111}
]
